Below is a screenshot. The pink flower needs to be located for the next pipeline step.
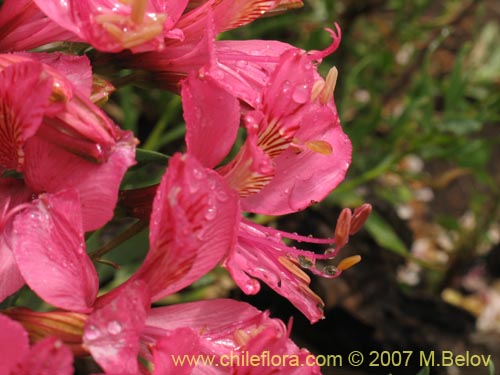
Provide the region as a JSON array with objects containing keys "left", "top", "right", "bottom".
[
  {"left": 178, "top": 26, "right": 371, "bottom": 323},
  {"left": 0, "top": 0, "right": 76, "bottom": 52},
  {"left": 0, "top": 53, "right": 136, "bottom": 308},
  {"left": 0, "top": 0, "right": 186, "bottom": 53},
  {"left": 105, "top": 0, "right": 290, "bottom": 91},
  {"left": 0, "top": 313, "right": 73, "bottom": 375},
  {"left": 104, "top": 152, "right": 240, "bottom": 303},
  {"left": 84, "top": 280, "right": 321, "bottom": 374}
]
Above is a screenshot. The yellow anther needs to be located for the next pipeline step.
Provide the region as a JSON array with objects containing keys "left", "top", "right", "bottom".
[
  {"left": 320, "top": 66, "right": 338, "bottom": 104},
  {"left": 131, "top": 0, "right": 147, "bottom": 24},
  {"left": 305, "top": 140, "right": 333, "bottom": 155},
  {"left": 279, "top": 257, "right": 311, "bottom": 284},
  {"left": 337, "top": 255, "right": 362, "bottom": 271}
]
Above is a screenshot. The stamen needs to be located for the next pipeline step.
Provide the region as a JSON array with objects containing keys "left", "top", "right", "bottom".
[
  {"left": 278, "top": 256, "right": 311, "bottom": 284},
  {"left": 311, "top": 80, "right": 324, "bottom": 102},
  {"left": 320, "top": 66, "right": 338, "bottom": 104},
  {"left": 334, "top": 208, "right": 351, "bottom": 249},
  {"left": 305, "top": 140, "right": 333, "bottom": 155},
  {"left": 131, "top": 0, "right": 147, "bottom": 24},
  {"left": 337, "top": 255, "right": 362, "bottom": 271}
]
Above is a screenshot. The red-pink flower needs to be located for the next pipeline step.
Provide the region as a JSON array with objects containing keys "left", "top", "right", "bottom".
[
  {"left": 178, "top": 27, "right": 369, "bottom": 323},
  {"left": 0, "top": 313, "right": 73, "bottom": 375},
  {"left": 107, "top": 0, "right": 290, "bottom": 91},
  {"left": 84, "top": 280, "right": 321, "bottom": 374},
  {"left": 0, "top": 0, "right": 187, "bottom": 53},
  {"left": 103, "top": 152, "right": 240, "bottom": 303},
  {"left": 0, "top": 53, "right": 136, "bottom": 308}
]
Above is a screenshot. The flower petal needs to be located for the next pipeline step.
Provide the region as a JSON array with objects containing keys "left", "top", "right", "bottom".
[
  {"left": 84, "top": 280, "right": 150, "bottom": 374},
  {"left": 15, "top": 337, "right": 73, "bottom": 375},
  {"left": 182, "top": 72, "right": 240, "bottom": 169},
  {"left": 242, "top": 105, "right": 351, "bottom": 214},
  {"left": 0, "top": 314, "right": 29, "bottom": 374},
  {"left": 152, "top": 328, "right": 200, "bottom": 375},
  {"left": 132, "top": 153, "right": 240, "bottom": 301},
  {"left": 23, "top": 135, "right": 136, "bottom": 231},
  {"left": 12, "top": 190, "right": 98, "bottom": 312},
  {"left": 0, "top": 60, "right": 52, "bottom": 171}
]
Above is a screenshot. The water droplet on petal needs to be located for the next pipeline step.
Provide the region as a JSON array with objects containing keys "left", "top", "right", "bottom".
[
  {"left": 244, "top": 278, "right": 261, "bottom": 294},
  {"left": 84, "top": 325, "right": 101, "bottom": 340},
  {"left": 292, "top": 84, "right": 309, "bottom": 104},
  {"left": 107, "top": 321, "right": 122, "bottom": 335},
  {"left": 205, "top": 206, "right": 216, "bottom": 220},
  {"left": 282, "top": 80, "right": 291, "bottom": 94}
]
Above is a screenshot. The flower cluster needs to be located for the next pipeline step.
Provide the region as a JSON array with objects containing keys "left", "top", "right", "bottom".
[{"left": 0, "top": 1, "right": 371, "bottom": 374}]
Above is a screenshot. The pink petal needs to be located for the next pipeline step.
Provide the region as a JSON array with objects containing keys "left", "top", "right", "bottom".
[
  {"left": 0, "top": 0, "right": 77, "bottom": 52},
  {"left": 242, "top": 106, "right": 351, "bottom": 215},
  {"left": 0, "top": 314, "right": 29, "bottom": 374},
  {"left": 12, "top": 190, "right": 98, "bottom": 312},
  {"left": 225, "top": 219, "right": 326, "bottom": 323},
  {"left": 14, "top": 337, "right": 73, "bottom": 375},
  {"left": 178, "top": 0, "right": 278, "bottom": 34},
  {"left": 212, "top": 40, "right": 292, "bottom": 107},
  {"left": 0, "top": 60, "right": 52, "bottom": 171},
  {"left": 23, "top": 135, "right": 136, "bottom": 231},
  {"left": 147, "top": 299, "right": 263, "bottom": 334},
  {"left": 132, "top": 153, "right": 240, "bottom": 301},
  {"left": 0, "top": 235, "right": 25, "bottom": 303},
  {"left": 152, "top": 328, "right": 200, "bottom": 375},
  {"left": 33, "top": 0, "right": 173, "bottom": 52},
  {"left": 147, "top": 299, "right": 320, "bottom": 374},
  {"left": 182, "top": 72, "right": 240, "bottom": 169},
  {"left": 20, "top": 52, "right": 93, "bottom": 98},
  {"left": 0, "top": 179, "right": 33, "bottom": 302},
  {"left": 84, "top": 280, "right": 150, "bottom": 374}
]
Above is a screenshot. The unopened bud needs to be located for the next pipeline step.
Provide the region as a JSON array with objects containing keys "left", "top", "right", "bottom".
[
  {"left": 334, "top": 208, "right": 352, "bottom": 249},
  {"left": 349, "top": 204, "right": 372, "bottom": 235}
]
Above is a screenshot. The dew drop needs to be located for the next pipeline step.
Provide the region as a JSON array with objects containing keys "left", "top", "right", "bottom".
[
  {"left": 244, "top": 278, "right": 261, "bottom": 294},
  {"left": 324, "top": 248, "right": 336, "bottom": 256},
  {"left": 298, "top": 255, "right": 314, "bottom": 268},
  {"left": 323, "top": 265, "right": 338, "bottom": 276},
  {"left": 205, "top": 206, "right": 217, "bottom": 220},
  {"left": 282, "top": 80, "right": 291, "bottom": 94},
  {"left": 292, "top": 84, "right": 309, "bottom": 104},
  {"left": 84, "top": 325, "right": 100, "bottom": 341},
  {"left": 107, "top": 321, "right": 122, "bottom": 335}
]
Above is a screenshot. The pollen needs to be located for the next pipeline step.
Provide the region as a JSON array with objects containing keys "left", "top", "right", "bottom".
[
  {"left": 305, "top": 140, "right": 333, "bottom": 155},
  {"left": 337, "top": 255, "right": 362, "bottom": 271}
]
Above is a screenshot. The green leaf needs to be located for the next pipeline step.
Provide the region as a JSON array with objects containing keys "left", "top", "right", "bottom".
[
  {"left": 120, "top": 149, "right": 169, "bottom": 189},
  {"left": 135, "top": 148, "right": 169, "bottom": 164},
  {"left": 364, "top": 210, "right": 410, "bottom": 257}
]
